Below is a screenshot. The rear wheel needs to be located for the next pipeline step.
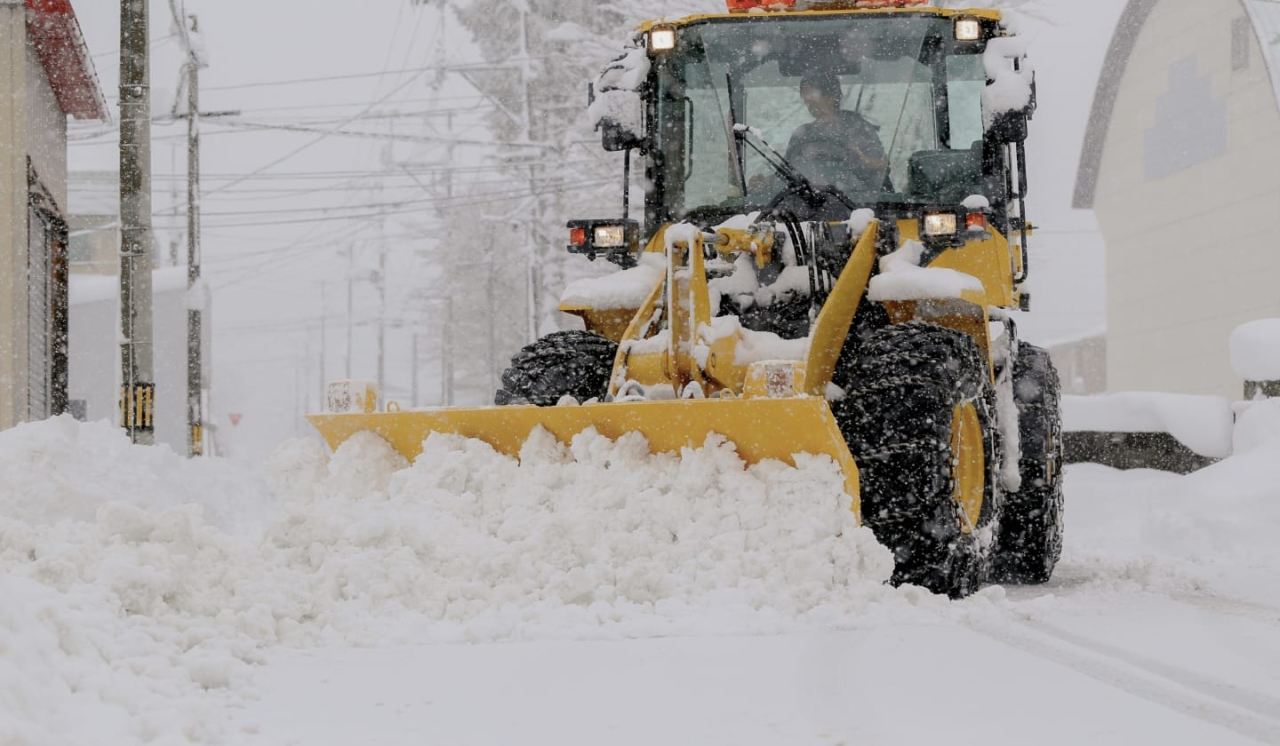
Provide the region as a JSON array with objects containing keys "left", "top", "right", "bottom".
[
  {"left": 991, "top": 344, "right": 1065, "bottom": 584},
  {"left": 495, "top": 331, "right": 619, "bottom": 406},
  {"left": 835, "top": 322, "right": 1002, "bottom": 598}
]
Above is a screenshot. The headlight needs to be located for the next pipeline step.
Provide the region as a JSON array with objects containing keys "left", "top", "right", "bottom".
[
  {"left": 923, "top": 213, "right": 958, "bottom": 237},
  {"left": 649, "top": 27, "right": 676, "bottom": 53},
  {"left": 955, "top": 17, "right": 981, "bottom": 42},
  {"left": 593, "top": 225, "right": 627, "bottom": 248}
]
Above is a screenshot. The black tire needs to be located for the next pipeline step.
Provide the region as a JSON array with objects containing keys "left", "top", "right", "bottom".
[
  {"left": 494, "top": 331, "right": 619, "bottom": 406},
  {"left": 835, "top": 322, "right": 1002, "bottom": 598},
  {"left": 991, "top": 343, "right": 1065, "bottom": 584}
]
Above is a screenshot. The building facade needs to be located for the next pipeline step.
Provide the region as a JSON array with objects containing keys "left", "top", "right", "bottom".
[
  {"left": 1075, "top": 0, "right": 1280, "bottom": 399},
  {"left": 0, "top": 0, "right": 106, "bottom": 429}
]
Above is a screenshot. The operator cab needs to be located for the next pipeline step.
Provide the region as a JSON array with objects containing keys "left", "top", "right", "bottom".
[{"left": 573, "top": 0, "right": 1033, "bottom": 267}]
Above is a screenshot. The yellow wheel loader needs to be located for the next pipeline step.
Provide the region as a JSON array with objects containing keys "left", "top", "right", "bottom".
[{"left": 311, "top": 0, "right": 1065, "bottom": 597}]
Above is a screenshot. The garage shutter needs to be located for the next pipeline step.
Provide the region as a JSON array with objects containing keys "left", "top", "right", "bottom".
[{"left": 27, "top": 204, "right": 51, "bottom": 421}]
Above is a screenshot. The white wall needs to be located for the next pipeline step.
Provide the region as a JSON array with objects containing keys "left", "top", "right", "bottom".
[
  {"left": 1094, "top": 0, "right": 1280, "bottom": 398},
  {"left": 69, "top": 268, "right": 208, "bottom": 453},
  {"left": 25, "top": 42, "right": 66, "bottom": 208}
]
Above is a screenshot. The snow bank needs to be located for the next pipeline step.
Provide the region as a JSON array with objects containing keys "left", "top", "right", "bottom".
[
  {"left": 1062, "top": 393, "right": 1233, "bottom": 459},
  {"left": 0, "top": 418, "right": 272, "bottom": 745},
  {"left": 1065, "top": 441, "right": 1280, "bottom": 604},
  {"left": 1232, "top": 398, "right": 1280, "bottom": 454},
  {"left": 1229, "top": 318, "right": 1280, "bottom": 382},
  {"left": 867, "top": 239, "right": 984, "bottom": 302},
  {"left": 0, "top": 418, "right": 907, "bottom": 742},
  {"left": 560, "top": 253, "right": 663, "bottom": 310}
]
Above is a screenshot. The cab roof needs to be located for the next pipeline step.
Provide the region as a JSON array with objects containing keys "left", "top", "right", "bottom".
[{"left": 638, "top": 5, "right": 1002, "bottom": 32}]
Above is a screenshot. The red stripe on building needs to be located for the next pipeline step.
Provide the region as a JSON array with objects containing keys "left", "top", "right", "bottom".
[{"left": 25, "top": 0, "right": 108, "bottom": 121}]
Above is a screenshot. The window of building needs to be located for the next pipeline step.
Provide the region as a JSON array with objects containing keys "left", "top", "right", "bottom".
[{"left": 1232, "top": 16, "right": 1251, "bottom": 71}]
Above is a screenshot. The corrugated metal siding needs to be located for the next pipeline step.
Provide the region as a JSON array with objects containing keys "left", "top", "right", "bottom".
[{"left": 27, "top": 205, "right": 50, "bottom": 420}]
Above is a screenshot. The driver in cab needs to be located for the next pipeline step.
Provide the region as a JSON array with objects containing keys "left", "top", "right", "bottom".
[{"left": 749, "top": 71, "right": 890, "bottom": 198}]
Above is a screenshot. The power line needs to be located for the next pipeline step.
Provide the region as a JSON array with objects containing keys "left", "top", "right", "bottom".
[
  {"left": 199, "top": 57, "right": 555, "bottom": 92},
  {"left": 200, "top": 66, "right": 438, "bottom": 198}
]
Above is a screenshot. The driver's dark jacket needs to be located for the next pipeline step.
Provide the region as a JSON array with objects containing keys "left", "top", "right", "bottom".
[{"left": 783, "top": 110, "right": 888, "bottom": 192}]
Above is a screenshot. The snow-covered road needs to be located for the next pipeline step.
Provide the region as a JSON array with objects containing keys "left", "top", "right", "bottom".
[
  {"left": 236, "top": 462, "right": 1280, "bottom": 746},
  {"left": 4, "top": 419, "right": 1279, "bottom": 745},
  {"left": 243, "top": 597, "right": 1280, "bottom": 746}
]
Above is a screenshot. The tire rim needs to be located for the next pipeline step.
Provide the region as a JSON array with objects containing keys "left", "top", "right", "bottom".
[{"left": 950, "top": 401, "right": 985, "bottom": 534}]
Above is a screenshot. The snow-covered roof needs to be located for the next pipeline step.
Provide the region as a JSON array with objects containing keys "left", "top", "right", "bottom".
[
  {"left": 1073, "top": 0, "right": 1280, "bottom": 209},
  {"left": 68, "top": 171, "right": 118, "bottom": 217},
  {"left": 25, "top": 0, "right": 109, "bottom": 121},
  {"left": 70, "top": 266, "right": 188, "bottom": 306}
]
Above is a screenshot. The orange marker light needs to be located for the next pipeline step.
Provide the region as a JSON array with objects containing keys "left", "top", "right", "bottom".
[
  {"left": 965, "top": 213, "right": 987, "bottom": 231},
  {"left": 570, "top": 227, "right": 587, "bottom": 246}
]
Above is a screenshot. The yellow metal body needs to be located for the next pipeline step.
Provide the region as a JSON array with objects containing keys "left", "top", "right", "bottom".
[
  {"left": 312, "top": 6, "right": 1025, "bottom": 527},
  {"left": 950, "top": 402, "right": 985, "bottom": 534}
]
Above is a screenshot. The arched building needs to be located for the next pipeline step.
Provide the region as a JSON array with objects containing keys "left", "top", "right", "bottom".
[{"left": 1074, "top": 0, "right": 1280, "bottom": 398}]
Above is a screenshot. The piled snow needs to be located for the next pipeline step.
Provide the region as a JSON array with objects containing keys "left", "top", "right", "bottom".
[
  {"left": 1232, "top": 398, "right": 1280, "bottom": 454},
  {"left": 1062, "top": 392, "right": 1234, "bottom": 459},
  {"left": 734, "top": 327, "right": 809, "bottom": 365},
  {"left": 708, "top": 253, "right": 761, "bottom": 314},
  {"left": 0, "top": 417, "right": 906, "bottom": 743},
  {"left": 1229, "top": 318, "right": 1280, "bottom": 382},
  {"left": 560, "top": 252, "right": 663, "bottom": 310},
  {"left": 867, "top": 239, "right": 984, "bottom": 302},
  {"left": 1065, "top": 446, "right": 1280, "bottom": 605},
  {"left": 845, "top": 208, "right": 876, "bottom": 237},
  {"left": 0, "top": 418, "right": 272, "bottom": 745},
  {"left": 693, "top": 315, "right": 809, "bottom": 366}
]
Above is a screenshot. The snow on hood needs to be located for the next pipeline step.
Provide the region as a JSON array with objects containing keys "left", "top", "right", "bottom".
[
  {"left": 560, "top": 252, "right": 664, "bottom": 310},
  {"left": 867, "top": 240, "right": 984, "bottom": 302}
]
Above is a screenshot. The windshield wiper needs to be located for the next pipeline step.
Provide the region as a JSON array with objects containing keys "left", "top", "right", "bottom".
[
  {"left": 725, "top": 72, "right": 748, "bottom": 197},
  {"left": 731, "top": 123, "right": 858, "bottom": 211}
]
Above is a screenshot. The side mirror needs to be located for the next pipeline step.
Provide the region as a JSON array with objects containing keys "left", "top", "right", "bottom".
[
  {"left": 600, "top": 120, "right": 645, "bottom": 152},
  {"left": 988, "top": 110, "right": 1028, "bottom": 144},
  {"left": 589, "top": 82, "right": 646, "bottom": 152}
]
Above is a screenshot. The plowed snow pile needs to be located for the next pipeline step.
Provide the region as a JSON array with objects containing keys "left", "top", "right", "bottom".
[{"left": 0, "top": 417, "right": 915, "bottom": 744}]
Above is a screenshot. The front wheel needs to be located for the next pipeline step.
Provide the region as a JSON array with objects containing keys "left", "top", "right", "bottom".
[
  {"left": 991, "top": 343, "right": 1065, "bottom": 584},
  {"left": 835, "top": 322, "right": 1002, "bottom": 598},
  {"left": 494, "top": 331, "right": 618, "bottom": 406}
]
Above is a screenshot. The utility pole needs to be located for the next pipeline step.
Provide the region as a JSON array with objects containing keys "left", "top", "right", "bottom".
[
  {"left": 410, "top": 333, "right": 419, "bottom": 408},
  {"left": 377, "top": 246, "right": 387, "bottom": 397},
  {"left": 320, "top": 283, "right": 327, "bottom": 405},
  {"left": 119, "top": 0, "right": 156, "bottom": 445},
  {"left": 376, "top": 138, "right": 392, "bottom": 397},
  {"left": 518, "top": 9, "right": 540, "bottom": 344},
  {"left": 183, "top": 14, "right": 205, "bottom": 457},
  {"left": 345, "top": 246, "right": 354, "bottom": 379}
]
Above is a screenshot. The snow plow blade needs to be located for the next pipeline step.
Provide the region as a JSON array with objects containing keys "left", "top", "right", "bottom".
[{"left": 308, "top": 396, "right": 861, "bottom": 521}]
